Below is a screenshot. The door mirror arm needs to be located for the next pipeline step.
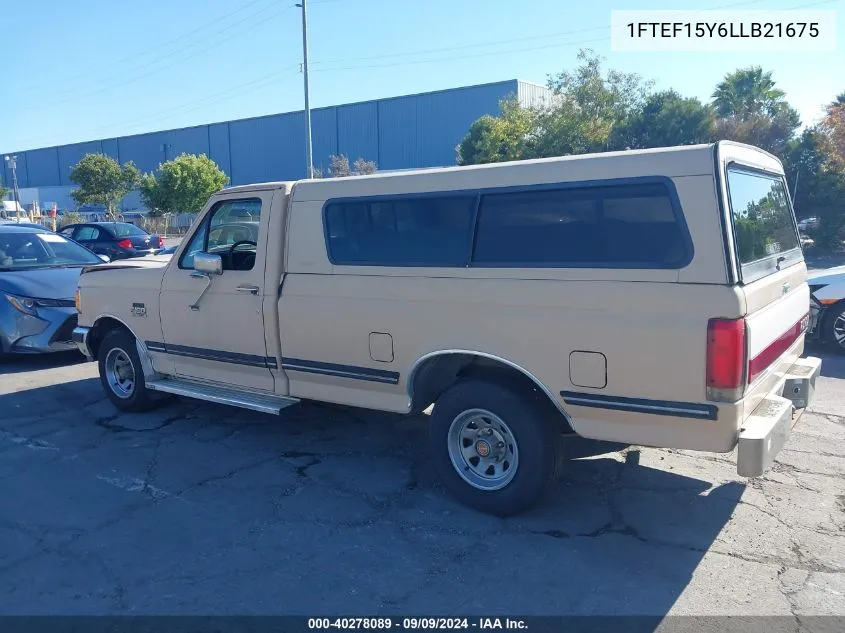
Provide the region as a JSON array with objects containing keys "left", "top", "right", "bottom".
[
  {"left": 189, "top": 271, "right": 213, "bottom": 311},
  {"left": 189, "top": 253, "right": 223, "bottom": 311}
]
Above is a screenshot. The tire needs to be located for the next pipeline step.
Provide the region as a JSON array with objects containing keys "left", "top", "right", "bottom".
[
  {"left": 97, "top": 328, "right": 154, "bottom": 412},
  {"left": 429, "top": 378, "right": 561, "bottom": 516},
  {"left": 823, "top": 302, "right": 845, "bottom": 354}
]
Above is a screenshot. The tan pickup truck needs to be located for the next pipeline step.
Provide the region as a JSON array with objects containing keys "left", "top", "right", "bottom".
[{"left": 73, "top": 141, "right": 822, "bottom": 516}]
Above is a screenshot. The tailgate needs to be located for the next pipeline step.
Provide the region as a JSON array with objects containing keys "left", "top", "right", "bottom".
[
  {"left": 741, "top": 264, "right": 810, "bottom": 415},
  {"left": 719, "top": 150, "right": 810, "bottom": 417}
]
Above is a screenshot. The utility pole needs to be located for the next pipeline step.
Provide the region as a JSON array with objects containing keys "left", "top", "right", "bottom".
[
  {"left": 4, "top": 155, "right": 21, "bottom": 222},
  {"left": 297, "top": 0, "right": 314, "bottom": 178}
]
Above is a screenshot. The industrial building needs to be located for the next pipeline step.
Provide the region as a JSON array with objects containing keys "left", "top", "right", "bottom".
[{"left": 2, "top": 79, "right": 550, "bottom": 213}]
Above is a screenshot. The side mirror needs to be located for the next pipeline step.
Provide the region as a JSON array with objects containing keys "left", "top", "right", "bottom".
[
  {"left": 98, "top": 254, "right": 111, "bottom": 263},
  {"left": 194, "top": 252, "right": 223, "bottom": 275}
]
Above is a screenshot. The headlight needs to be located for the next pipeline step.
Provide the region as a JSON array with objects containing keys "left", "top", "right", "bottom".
[{"left": 4, "top": 294, "right": 38, "bottom": 316}]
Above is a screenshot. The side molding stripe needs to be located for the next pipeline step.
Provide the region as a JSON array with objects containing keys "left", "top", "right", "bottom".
[
  {"left": 145, "top": 341, "right": 277, "bottom": 369},
  {"left": 143, "top": 343, "right": 393, "bottom": 383},
  {"left": 560, "top": 391, "right": 718, "bottom": 421},
  {"left": 281, "top": 357, "right": 400, "bottom": 385}
]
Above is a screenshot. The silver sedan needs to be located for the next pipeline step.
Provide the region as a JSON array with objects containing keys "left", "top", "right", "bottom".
[{"left": 0, "top": 226, "right": 107, "bottom": 357}]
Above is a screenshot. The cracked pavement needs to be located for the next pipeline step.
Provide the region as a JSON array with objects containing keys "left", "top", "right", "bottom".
[{"left": 1, "top": 349, "right": 843, "bottom": 616}]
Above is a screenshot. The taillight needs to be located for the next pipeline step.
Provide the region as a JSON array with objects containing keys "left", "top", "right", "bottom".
[
  {"left": 706, "top": 317, "right": 747, "bottom": 402},
  {"left": 117, "top": 239, "right": 133, "bottom": 249},
  {"left": 156, "top": 236, "right": 164, "bottom": 247}
]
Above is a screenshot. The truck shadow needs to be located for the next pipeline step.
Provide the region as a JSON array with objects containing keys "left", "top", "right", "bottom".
[
  {"left": 1, "top": 378, "right": 745, "bottom": 617},
  {"left": 0, "top": 351, "right": 87, "bottom": 375}
]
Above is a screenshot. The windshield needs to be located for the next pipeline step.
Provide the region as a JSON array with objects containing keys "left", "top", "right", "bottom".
[
  {"left": 0, "top": 231, "right": 102, "bottom": 270},
  {"left": 726, "top": 166, "right": 801, "bottom": 281},
  {"left": 110, "top": 223, "right": 148, "bottom": 238}
]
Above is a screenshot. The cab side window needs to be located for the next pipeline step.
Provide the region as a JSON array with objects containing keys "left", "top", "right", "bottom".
[
  {"left": 75, "top": 226, "right": 101, "bottom": 241},
  {"left": 179, "top": 198, "right": 262, "bottom": 271}
]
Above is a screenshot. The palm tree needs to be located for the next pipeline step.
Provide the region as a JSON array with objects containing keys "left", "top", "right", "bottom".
[{"left": 712, "top": 67, "right": 786, "bottom": 118}]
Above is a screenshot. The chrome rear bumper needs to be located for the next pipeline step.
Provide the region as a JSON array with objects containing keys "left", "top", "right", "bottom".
[{"left": 737, "top": 355, "right": 822, "bottom": 477}]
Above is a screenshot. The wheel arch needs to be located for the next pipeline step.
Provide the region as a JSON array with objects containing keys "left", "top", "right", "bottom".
[
  {"left": 88, "top": 315, "right": 157, "bottom": 379},
  {"left": 407, "top": 349, "right": 575, "bottom": 434}
]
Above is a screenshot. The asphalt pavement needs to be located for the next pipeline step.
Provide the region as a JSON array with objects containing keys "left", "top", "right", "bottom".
[{"left": 0, "top": 347, "right": 843, "bottom": 616}]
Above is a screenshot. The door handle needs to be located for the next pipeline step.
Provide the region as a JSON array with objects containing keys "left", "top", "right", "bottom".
[{"left": 236, "top": 284, "right": 259, "bottom": 295}]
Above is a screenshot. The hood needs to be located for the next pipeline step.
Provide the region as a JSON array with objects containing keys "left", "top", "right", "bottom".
[
  {"left": 0, "top": 266, "right": 83, "bottom": 300},
  {"left": 807, "top": 265, "right": 845, "bottom": 285},
  {"left": 81, "top": 255, "right": 171, "bottom": 274}
]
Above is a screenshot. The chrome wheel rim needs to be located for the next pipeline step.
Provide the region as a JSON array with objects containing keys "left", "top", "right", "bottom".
[
  {"left": 447, "top": 408, "right": 519, "bottom": 491},
  {"left": 834, "top": 313, "right": 845, "bottom": 347},
  {"left": 105, "top": 348, "right": 135, "bottom": 399}
]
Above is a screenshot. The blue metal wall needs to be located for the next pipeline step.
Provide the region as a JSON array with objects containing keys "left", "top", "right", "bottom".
[{"left": 4, "top": 79, "right": 544, "bottom": 208}]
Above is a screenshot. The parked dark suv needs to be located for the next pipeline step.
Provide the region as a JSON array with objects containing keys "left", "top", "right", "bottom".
[{"left": 59, "top": 222, "right": 164, "bottom": 260}]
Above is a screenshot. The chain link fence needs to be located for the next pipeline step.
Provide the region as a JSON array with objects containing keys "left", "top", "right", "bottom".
[{"left": 136, "top": 214, "right": 197, "bottom": 237}]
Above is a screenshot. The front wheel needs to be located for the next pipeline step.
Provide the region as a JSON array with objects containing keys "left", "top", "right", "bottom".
[
  {"left": 429, "top": 378, "right": 561, "bottom": 516},
  {"left": 823, "top": 302, "right": 845, "bottom": 353},
  {"left": 97, "top": 329, "right": 155, "bottom": 412}
]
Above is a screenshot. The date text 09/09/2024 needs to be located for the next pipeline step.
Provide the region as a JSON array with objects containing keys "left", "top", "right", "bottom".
[
  {"left": 307, "top": 618, "right": 528, "bottom": 630},
  {"left": 627, "top": 22, "right": 820, "bottom": 38}
]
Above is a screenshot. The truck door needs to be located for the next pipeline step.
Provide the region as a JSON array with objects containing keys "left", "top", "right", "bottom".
[{"left": 158, "top": 192, "right": 274, "bottom": 391}]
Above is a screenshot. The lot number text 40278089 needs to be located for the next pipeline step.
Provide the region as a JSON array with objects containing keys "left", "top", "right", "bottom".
[{"left": 307, "top": 618, "right": 528, "bottom": 630}]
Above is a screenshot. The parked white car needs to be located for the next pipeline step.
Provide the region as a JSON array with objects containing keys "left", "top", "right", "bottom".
[
  {"left": 798, "top": 217, "right": 820, "bottom": 231},
  {"left": 808, "top": 265, "right": 845, "bottom": 350}
]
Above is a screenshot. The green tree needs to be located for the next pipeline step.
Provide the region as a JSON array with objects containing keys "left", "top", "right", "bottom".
[
  {"left": 457, "top": 49, "right": 652, "bottom": 164},
  {"left": 69, "top": 153, "right": 140, "bottom": 219},
  {"left": 457, "top": 99, "right": 538, "bottom": 165},
  {"left": 783, "top": 128, "right": 845, "bottom": 248},
  {"left": 58, "top": 211, "right": 84, "bottom": 228},
  {"left": 138, "top": 173, "right": 169, "bottom": 216},
  {"left": 713, "top": 108, "right": 800, "bottom": 156},
  {"left": 712, "top": 67, "right": 787, "bottom": 118},
  {"left": 139, "top": 153, "right": 229, "bottom": 215},
  {"left": 612, "top": 90, "right": 715, "bottom": 149},
  {"left": 352, "top": 157, "right": 378, "bottom": 175},
  {"left": 535, "top": 49, "right": 652, "bottom": 156},
  {"left": 821, "top": 98, "right": 845, "bottom": 163},
  {"left": 711, "top": 67, "right": 800, "bottom": 155},
  {"left": 317, "top": 154, "right": 379, "bottom": 178},
  {"left": 0, "top": 176, "right": 9, "bottom": 201},
  {"left": 327, "top": 154, "right": 352, "bottom": 177}
]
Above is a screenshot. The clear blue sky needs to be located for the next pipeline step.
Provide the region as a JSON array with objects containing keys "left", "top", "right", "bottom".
[{"left": 2, "top": 0, "right": 843, "bottom": 153}]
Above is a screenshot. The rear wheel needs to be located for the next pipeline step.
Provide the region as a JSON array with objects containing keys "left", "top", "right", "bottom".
[
  {"left": 429, "top": 378, "right": 561, "bottom": 516},
  {"left": 98, "top": 329, "right": 155, "bottom": 412}
]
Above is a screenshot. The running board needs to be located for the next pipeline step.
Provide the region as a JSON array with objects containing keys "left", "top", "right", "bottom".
[{"left": 146, "top": 378, "right": 299, "bottom": 415}]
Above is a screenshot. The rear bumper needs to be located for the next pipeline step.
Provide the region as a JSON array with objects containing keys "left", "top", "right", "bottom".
[{"left": 737, "top": 355, "right": 822, "bottom": 477}]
